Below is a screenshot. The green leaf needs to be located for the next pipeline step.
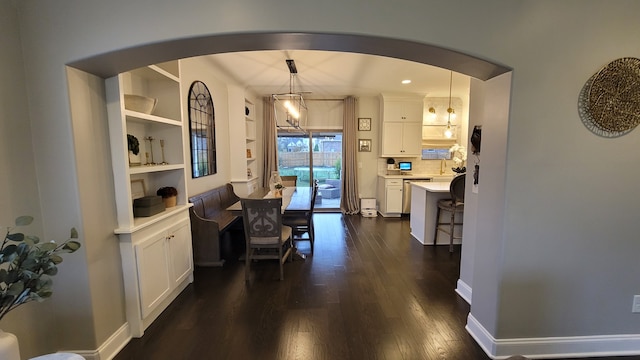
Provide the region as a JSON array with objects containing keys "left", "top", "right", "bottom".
[
  {"left": 7, "top": 233, "right": 25, "bottom": 242},
  {"left": 70, "top": 228, "right": 78, "bottom": 239},
  {"left": 15, "top": 216, "right": 33, "bottom": 226},
  {"left": 38, "top": 242, "right": 57, "bottom": 252},
  {"left": 43, "top": 264, "right": 58, "bottom": 275},
  {"left": 21, "top": 258, "right": 37, "bottom": 270},
  {"left": 62, "top": 241, "right": 81, "bottom": 252},
  {"left": 2, "top": 244, "right": 17, "bottom": 257},
  {"left": 26, "top": 235, "right": 40, "bottom": 245},
  {"left": 49, "top": 255, "right": 63, "bottom": 265},
  {"left": 7, "top": 282, "right": 24, "bottom": 296},
  {"left": 16, "top": 242, "right": 31, "bottom": 256}
]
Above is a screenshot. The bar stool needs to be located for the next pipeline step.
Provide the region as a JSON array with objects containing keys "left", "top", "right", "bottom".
[{"left": 433, "top": 174, "right": 465, "bottom": 252}]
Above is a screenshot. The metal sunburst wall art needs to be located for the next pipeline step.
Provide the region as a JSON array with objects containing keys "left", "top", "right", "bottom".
[{"left": 578, "top": 57, "right": 640, "bottom": 138}]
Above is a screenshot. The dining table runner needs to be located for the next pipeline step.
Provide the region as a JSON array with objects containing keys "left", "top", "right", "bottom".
[{"left": 262, "top": 187, "right": 294, "bottom": 213}]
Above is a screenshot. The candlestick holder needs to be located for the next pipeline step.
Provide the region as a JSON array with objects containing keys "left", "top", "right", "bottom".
[
  {"left": 144, "top": 136, "right": 156, "bottom": 165},
  {"left": 159, "top": 139, "right": 168, "bottom": 165}
]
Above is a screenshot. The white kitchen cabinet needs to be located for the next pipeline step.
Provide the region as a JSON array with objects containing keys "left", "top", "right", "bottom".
[
  {"left": 106, "top": 61, "right": 193, "bottom": 338},
  {"left": 381, "top": 96, "right": 424, "bottom": 122},
  {"left": 136, "top": 230, "right": 171, "bottom": 319},
  {"left": 379, "top": 94, "right": 424, "bottom": 157},
  {"left": 377, "top": 177, "right": 404, "bottom": 217},
  {"left": 166, "top": 219, "right": 193, "bottom": 287},
  {"left": 136, "top": 218, "right": 192, "bottom": 319},
  {"left": 119, "top": 213, "right": 193, "bottom": 337},
  {"left": 381, "top": 122, "right": 422, "bottom": 157}
]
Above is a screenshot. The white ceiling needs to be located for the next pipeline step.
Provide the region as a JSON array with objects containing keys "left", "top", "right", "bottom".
[{"left": 204, "top": 50, "right": 470, "bottom": 100}]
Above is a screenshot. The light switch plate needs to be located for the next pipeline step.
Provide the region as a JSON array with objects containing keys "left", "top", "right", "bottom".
[{"left": 632, "top": 295, "right": 640, "bottom": 313}]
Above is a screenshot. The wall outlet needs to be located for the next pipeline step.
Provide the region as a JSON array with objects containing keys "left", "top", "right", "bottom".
[{"left": 632, "top": 295, "right": 640, "bottom": 313}]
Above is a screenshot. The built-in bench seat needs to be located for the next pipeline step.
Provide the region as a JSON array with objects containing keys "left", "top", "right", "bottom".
[{"left": 188, "top": 184, "right": 242, "bottom": 266}]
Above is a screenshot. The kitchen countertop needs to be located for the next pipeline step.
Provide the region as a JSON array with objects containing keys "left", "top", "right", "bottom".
[
  {"left": 378, "top": 173, "right": 454, "bottom": 180},
  {"left": 411, "top": 181, "right": 451, "bottom": 192}
]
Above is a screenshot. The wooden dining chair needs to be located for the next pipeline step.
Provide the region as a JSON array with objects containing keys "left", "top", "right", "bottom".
[
  {"left": 433, "top": 174, "right": 465, "bottom": 252},
  {"left": 280, "top": 175, "right": 297, "bottom": 187},
  {"left": 283, "top": 180, "right": 318, "bottom": 253},
  {"left": 240, "top": 198, "right": 293, "bottom": 281}
]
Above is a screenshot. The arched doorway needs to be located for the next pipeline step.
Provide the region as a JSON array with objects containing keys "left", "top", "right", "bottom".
[{"left": 69, "top": 32, "right": 510, "bottom": 81}]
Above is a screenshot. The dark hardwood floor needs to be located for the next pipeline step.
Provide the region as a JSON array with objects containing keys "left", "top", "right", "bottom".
[{"left": 113, "top": 214, "right": 639, "bottom": 360}]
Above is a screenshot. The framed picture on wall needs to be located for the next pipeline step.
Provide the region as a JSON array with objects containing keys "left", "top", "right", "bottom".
[
  {"left": 358, "top": 139, "right": 372, "bottom": 152},
  {"left": 358, "top": 117, "right": 372, "bottom": 131},
  {"left": 130, "top": 179, "right": 146, "bottom": 200}
]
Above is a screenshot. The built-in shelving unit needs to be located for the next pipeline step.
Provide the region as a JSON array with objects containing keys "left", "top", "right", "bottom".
[
  {"left": 229, "top": 85, "right": 260, "bottom": 197},
  {"left": 105, "top": 60, "right": 193, "bottom": 338},
  {"left": 245, "top": 99, "right": 258, "bottom": 180}
]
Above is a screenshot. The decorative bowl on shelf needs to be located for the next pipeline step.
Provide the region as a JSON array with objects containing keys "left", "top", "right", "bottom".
[{"left": 124, "top": 94, "right": 158, "bottom": 114}]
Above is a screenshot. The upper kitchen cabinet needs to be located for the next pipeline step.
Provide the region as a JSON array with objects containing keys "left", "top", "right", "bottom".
[{"left": 379, "top": 94, "right": 424, "bottom": 157}]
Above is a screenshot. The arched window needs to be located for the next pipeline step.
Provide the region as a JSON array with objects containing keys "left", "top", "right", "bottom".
[{"left": 188, "top": 81, "right": 216, "bottom": 177}]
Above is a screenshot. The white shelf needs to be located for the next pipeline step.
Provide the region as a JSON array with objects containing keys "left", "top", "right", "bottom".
[
  {"left": 125, "top": 110, "right": 182, "bottom": 126},
  {"left": 128, "top": 163, "right": 185, "bottom": 174},
  {"left": 115, "top": 204, "right": 193, "bottom": 234}
]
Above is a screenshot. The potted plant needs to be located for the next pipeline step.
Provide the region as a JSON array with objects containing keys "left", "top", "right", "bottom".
[
  {"left": 127, "top": 134, "right": 141, "bottom": 166},
  {"left": 449, "top": 144, "right": 467, "bottom": 174},
  {"left": 0, "top": 216, "right": 81, "bottom": 359},
  {"left": 157, "top": 186, "right": 178, "bottom": 208},
  {"left": 274, "top": 182, "right": 284, "bottom": 197}
]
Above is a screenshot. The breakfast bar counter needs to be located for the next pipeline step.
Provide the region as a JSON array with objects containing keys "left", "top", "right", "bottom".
[{"left": 409, "top": 181, "right": 458, "bottom": 245}]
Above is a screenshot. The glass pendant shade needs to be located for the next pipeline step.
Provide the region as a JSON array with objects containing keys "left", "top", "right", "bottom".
[{"left": 444, "top": 123, "right": 453, "bottom": 138}]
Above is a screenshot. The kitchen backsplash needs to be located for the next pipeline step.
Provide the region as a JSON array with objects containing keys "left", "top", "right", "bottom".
[{"left": 377, "top": 157, "right": 458, "bottom": 176}]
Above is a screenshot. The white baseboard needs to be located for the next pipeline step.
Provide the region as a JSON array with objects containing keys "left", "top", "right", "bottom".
[
  {"left": 466, "top": 313, "right": 640, "bottom": 359},
  {"left": 455, "top": 279, "right": 472, "bottom": 304},
  {"left": 56, "top": 323, "right": 131, "bottom": 360}
]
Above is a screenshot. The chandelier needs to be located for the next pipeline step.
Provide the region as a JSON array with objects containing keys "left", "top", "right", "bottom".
[{"left": 273, "top": 59, "right": 307, "bottom": 132}]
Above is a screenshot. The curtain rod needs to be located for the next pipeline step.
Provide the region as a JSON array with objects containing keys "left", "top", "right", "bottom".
[{"left": 304, "top": 98, "right": 345, "bottom": 102}]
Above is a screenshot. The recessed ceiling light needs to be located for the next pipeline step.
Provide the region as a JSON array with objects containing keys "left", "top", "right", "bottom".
[{"left": 401, "top": 79, "right": 412, "bottom": 84}]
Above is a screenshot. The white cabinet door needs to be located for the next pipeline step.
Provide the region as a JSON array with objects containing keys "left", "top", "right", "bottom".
[
  {"left": 401, "top": 122, "right": 422, "bottom": 156},
  {"left": 167, "top": 219, "right": 193, "bottom": 286},
  {"left": 381, "top": 122, "right": 404, "bottom": 156},
  {"left": 386, "top": 186, "right": 403, "bottom": 213},
  {"left": 136, "top": 232, "right": 171, "bottom": 318},
  {"left": 383, "top": 99, "right": 423, "bottom": 122},
  {"left": 381, "top": 122, "right": 422, "bottom": 157}
]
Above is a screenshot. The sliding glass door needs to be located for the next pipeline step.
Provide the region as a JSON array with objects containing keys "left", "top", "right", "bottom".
[{"left": 277, "top": 131, "right": 342, "bottom": 210}]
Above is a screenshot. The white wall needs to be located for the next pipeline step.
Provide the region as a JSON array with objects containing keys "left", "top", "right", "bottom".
[
  {"left": 66, "top": 67, "right": 126, "bottom": 352},
  {"left": 0, "top": 2, "right": 55, "bottom": 357},
  {"left": 356, "top": 96, "right": 380, "bottom": 199},
  {"left": 7, "top": 0, "right": 640, "bottom": 358},
  {"left": 180, "top": 57, "right": 233, "bottom": 197},
  {"left": 456, "top": 78, "right": 485, "bottom": 303}
]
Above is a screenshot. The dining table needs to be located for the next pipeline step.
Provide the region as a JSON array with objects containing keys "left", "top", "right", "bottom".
[
  {"left": 226, "top": 186, "right": 313, "bottom": 260},
  {"left": 226, "top": 186, "right": 312, "bottom": 214}
]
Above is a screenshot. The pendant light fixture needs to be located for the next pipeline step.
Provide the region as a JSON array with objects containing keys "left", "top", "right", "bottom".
[
  {"left": 273, "top": 59, "right": 307, "bottom": 133},
  {"left": 444, "top": 71, "right": 455, "bottom": 139}
]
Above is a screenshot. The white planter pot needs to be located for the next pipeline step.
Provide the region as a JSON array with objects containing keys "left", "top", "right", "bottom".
[{"left": 0, "top": 330, "right": 20, "bottom": 360}]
